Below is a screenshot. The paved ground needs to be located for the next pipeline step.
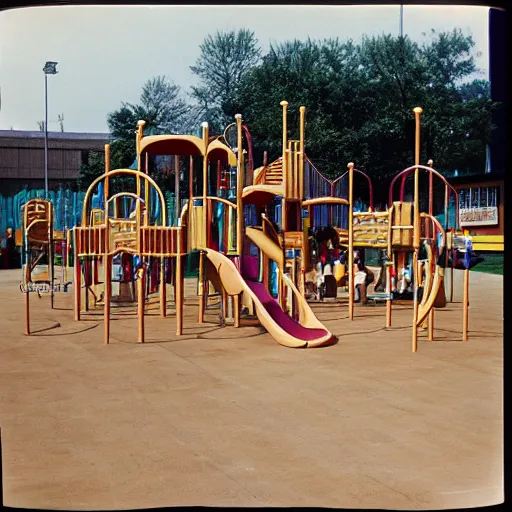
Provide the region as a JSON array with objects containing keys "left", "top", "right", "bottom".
[{"left": 0, "top": 267, "right": 503, "bottom": 509}]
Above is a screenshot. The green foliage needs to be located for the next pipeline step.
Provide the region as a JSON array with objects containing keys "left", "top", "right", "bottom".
[
  {"left": 78, "top": 76, "right": 193, "bottom": 193},
  {"left": 76, "top": 139, "right": 136, "bottom": 194},
  {"left": 78, "top": 27, "right": 498, "bottom": 207},
  {"left": 230, "top": 30, "right": 497, "bottom": 201},
  {"left": 110, "top": 76, "right": 191, "bottom": 136},
  {"left": 190, "top": 29, "right": 261, "bottom": 134}
]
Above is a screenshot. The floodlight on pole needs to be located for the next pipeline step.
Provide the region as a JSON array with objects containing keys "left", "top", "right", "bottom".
[{"left": 43, "top": 61, "right": 58, "bottom": 199}]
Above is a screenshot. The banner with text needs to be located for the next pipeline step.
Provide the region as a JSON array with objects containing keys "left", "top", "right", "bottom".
[{"left": 460, "top": 206, "right": 498, "bottom": 227}]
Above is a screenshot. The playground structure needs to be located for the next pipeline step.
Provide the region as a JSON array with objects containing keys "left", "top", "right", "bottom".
[
  {"left": 67, "top": 113, "right": 334, "bottom": 348},
  {"left": 241, "top": 103, "right": 476, "bottom": 352},
  {"left": 14, "top": 100, "right": 481, "bottom": 352},
  {"left": 20, "top": 198, "right": 72, "bottom": 335},
  {"left": 189, "top": 111, "right": 336, "bottom": 348},
  {"left": 72, "top": 138, "right": 188, "bottom": 343},
  {"left": 0, "top": 186, "right": 85, "bottom": 255}
]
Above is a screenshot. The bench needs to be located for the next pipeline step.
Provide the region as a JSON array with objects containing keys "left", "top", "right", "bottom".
[{"left": 470, "top": 235, "right": 504, "bottom": 252}]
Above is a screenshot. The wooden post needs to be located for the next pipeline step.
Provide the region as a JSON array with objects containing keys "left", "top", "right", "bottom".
[
  {"left": 412, "top": 107, "right": 423, "bottom": 250},
  {"left": 235, "top": 114, "right": 244, "bottom": 255},
  {"left": 428, "top": 309, "right": 434, "bottom": 341},
  {"left": 411, "top": 107, "right": 423, "bottom": 352},
  {"left": 463, "top": 268, "right": 469, "bottom": 341},
  {"left": 233, "top": 293, "right": 240, "bottom": 328},
  {"left": 74, "top": 253, "right": 81, "bottom": 321},
  {"left": 386, "top": 206, "right": 393, "bottom": 328},
  {"left": 279, "top": 270, "right": 286, "bottom": 312},
  {"left": 175, "top": 155, "right": 181, "bottom": 223},
  {"left": 222, "top": 289, "right": 228, "bottom": 321},
  {"left": 348, "top": 162, "right": 354, "bottom": 321},
  {"left": 187, "top": 156, "right": 197, "bottom": 245},
  {"left": 176, "top": 256, "right": 183, "bottom": 336},
  {"left": 450, "top": 262, "right": 454, "bottom": 303},
  {"left": 385, "top": 265, "right": 392, "bottom": 328},
  {"left": 412, "top": 252, "right": 419, "bottom": 352},
  {"left": 262, "top": 212, "right": 269, "bottom": 292},
  {"left": 25, "top": 290, "right": 30, "bottom": 336},
  {"left": 281, "top": 101, "right": 288, "bottom": 199},
  {"left": 299, "top": 106, "right": 306, "bottom": 200},
  {"left": 137, "top": 267, "right": 145, "bottom": 343},
  {"left": 202, "top": 121, "right": 209, "bottom": 240},
  {"left": 198, "top": 252, "right": 205, "bottom": 324},
  {"left": 427, "top": 159, "right": 434, "bottom": 240},
  {"left": 160, "top": 262, "right": 167, "bottom": 318},
  {"left": 104, "top": 255, "right": 112, "bottom": 344}
]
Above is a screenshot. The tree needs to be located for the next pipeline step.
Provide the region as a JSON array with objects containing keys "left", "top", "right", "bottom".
[
  {"left": 231, "top": 30, "right": 497, "bottom": 203},
  {"left": 190, "top": 29, "right": 261, "bottom": 133},
  {"left": 78, "top": 76, "right": 193, "bottom": 193},
  {"left": 122, "top": 76, "right": 190, "bottom": 134}
]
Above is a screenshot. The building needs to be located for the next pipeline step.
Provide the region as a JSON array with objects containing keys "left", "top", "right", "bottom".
[
  {"left": 448, "top": 169, "right": 504, "bottom": 252},
  {"left": 449, "top": 170, "right": 504, "bottom": 237},
  {"left": 0, "top": 129, "right": 110, "bottom": 195},
  {"left": 444, "top": 8, "right": 507, "bottom": 253}
]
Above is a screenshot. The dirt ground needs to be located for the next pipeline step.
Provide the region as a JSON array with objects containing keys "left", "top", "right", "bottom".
[{"left": 0, "top": 267, "right": 503, "bottom": 509}]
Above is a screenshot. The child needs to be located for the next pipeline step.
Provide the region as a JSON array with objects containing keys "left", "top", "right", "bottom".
[{"left": 354, "top": 260, "right": 374, "bottom": 304}]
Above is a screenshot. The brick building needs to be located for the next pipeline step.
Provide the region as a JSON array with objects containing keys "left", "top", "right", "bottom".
[{"left": 0, "top": 129, "right": 110, "bottom": 195}]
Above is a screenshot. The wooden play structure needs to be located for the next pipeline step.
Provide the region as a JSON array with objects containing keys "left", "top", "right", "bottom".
[
  {"left": 296, "top": 107, "right": 474, "bottom": 351},
  {"left": 245, "top": 104, "right": 475, "bottom": 352},
  {"left": 72, "top": 134, "right": 189, "bottom": 343},
  {"left": 20, "top": 198, "right": 72, "bottom": 335},
  {"left": 189, "top": 109, "right": 336, "bottom": 348},
  {"left": 18, "top": 100, "right": 480, "bottom": 353}
]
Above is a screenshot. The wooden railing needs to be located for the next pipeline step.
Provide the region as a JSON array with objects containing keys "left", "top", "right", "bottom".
[{"left": 74, "top": 224, "right": 187, "bottom": 257}]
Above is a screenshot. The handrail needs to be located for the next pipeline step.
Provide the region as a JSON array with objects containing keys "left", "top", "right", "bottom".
[
  {"left": 419, "top": 212, "right": 446, "bottom": 253},
  {"left": 261, "top": 213, "right": 282, "bottom": 249},
  {"left": 106, "top": 192, "right": 146, "bottom": 207},
  {"left": 335, "top": 166, "right": 374, "bottom": 211},
  {"left": 388, "top": 164, "right": 459, "bottom": 229},
  {"left": 305, "top": 158, "right": 374, "bottom": 210},
  {"left": 82, "top": 169, "right": 166, "bottom": 227}
]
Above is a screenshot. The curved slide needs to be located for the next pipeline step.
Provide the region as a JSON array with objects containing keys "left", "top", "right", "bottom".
[
  {"left": 202, "top": 247, "right": 336, "bottom": 348},
  {"left": 417, "top": 265, "right": 445, "bottom": 327}
]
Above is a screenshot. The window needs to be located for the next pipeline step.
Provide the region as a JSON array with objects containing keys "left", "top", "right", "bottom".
[
  {"left": 458, "top": 186, "right": 499, "bottom": 209},
  {"left": 458, "top": 185, "right": 500, "bottom": 227}
]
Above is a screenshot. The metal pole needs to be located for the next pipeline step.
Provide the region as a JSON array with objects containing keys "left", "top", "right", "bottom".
[
  {"left": 399, "top": 5, "right": 404, "bottom": 37},
  {"left": 44, "top": 73, "right": 49, "bottom": 199}
]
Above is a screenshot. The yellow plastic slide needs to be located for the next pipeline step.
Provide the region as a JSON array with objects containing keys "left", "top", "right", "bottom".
[
  {"left": 417, "top": 265, "right": 445, "bottom": 326},
  {"left": 202, "top": 244, "right": 336, "bottom": 348}
]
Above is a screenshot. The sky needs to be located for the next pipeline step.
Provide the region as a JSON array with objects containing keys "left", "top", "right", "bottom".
[{"left": 0, "top": 4, "right": 490, "bottom": 134}]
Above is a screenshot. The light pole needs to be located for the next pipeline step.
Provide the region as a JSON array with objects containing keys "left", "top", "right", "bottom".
[{"left": 43, "top": 61, "right": 58, "bottom": 199}]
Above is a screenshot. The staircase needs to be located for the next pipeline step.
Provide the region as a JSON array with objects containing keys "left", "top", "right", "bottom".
[{"left": 255, "top": 157, "right": 283, "bottom": 186}]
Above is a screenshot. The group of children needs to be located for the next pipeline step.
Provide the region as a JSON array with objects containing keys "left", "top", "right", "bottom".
[{"left": 305, "top": 228, "right": 379, "bottom": 303}]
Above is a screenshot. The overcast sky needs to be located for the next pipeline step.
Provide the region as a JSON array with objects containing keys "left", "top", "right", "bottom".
[{"left": 0, "top": 4, "right": 490, "bottom": 133}]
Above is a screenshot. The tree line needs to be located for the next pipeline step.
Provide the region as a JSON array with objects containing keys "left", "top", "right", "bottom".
[{"left": 79, "top": 27, "right": 498, "bottom": 201}]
